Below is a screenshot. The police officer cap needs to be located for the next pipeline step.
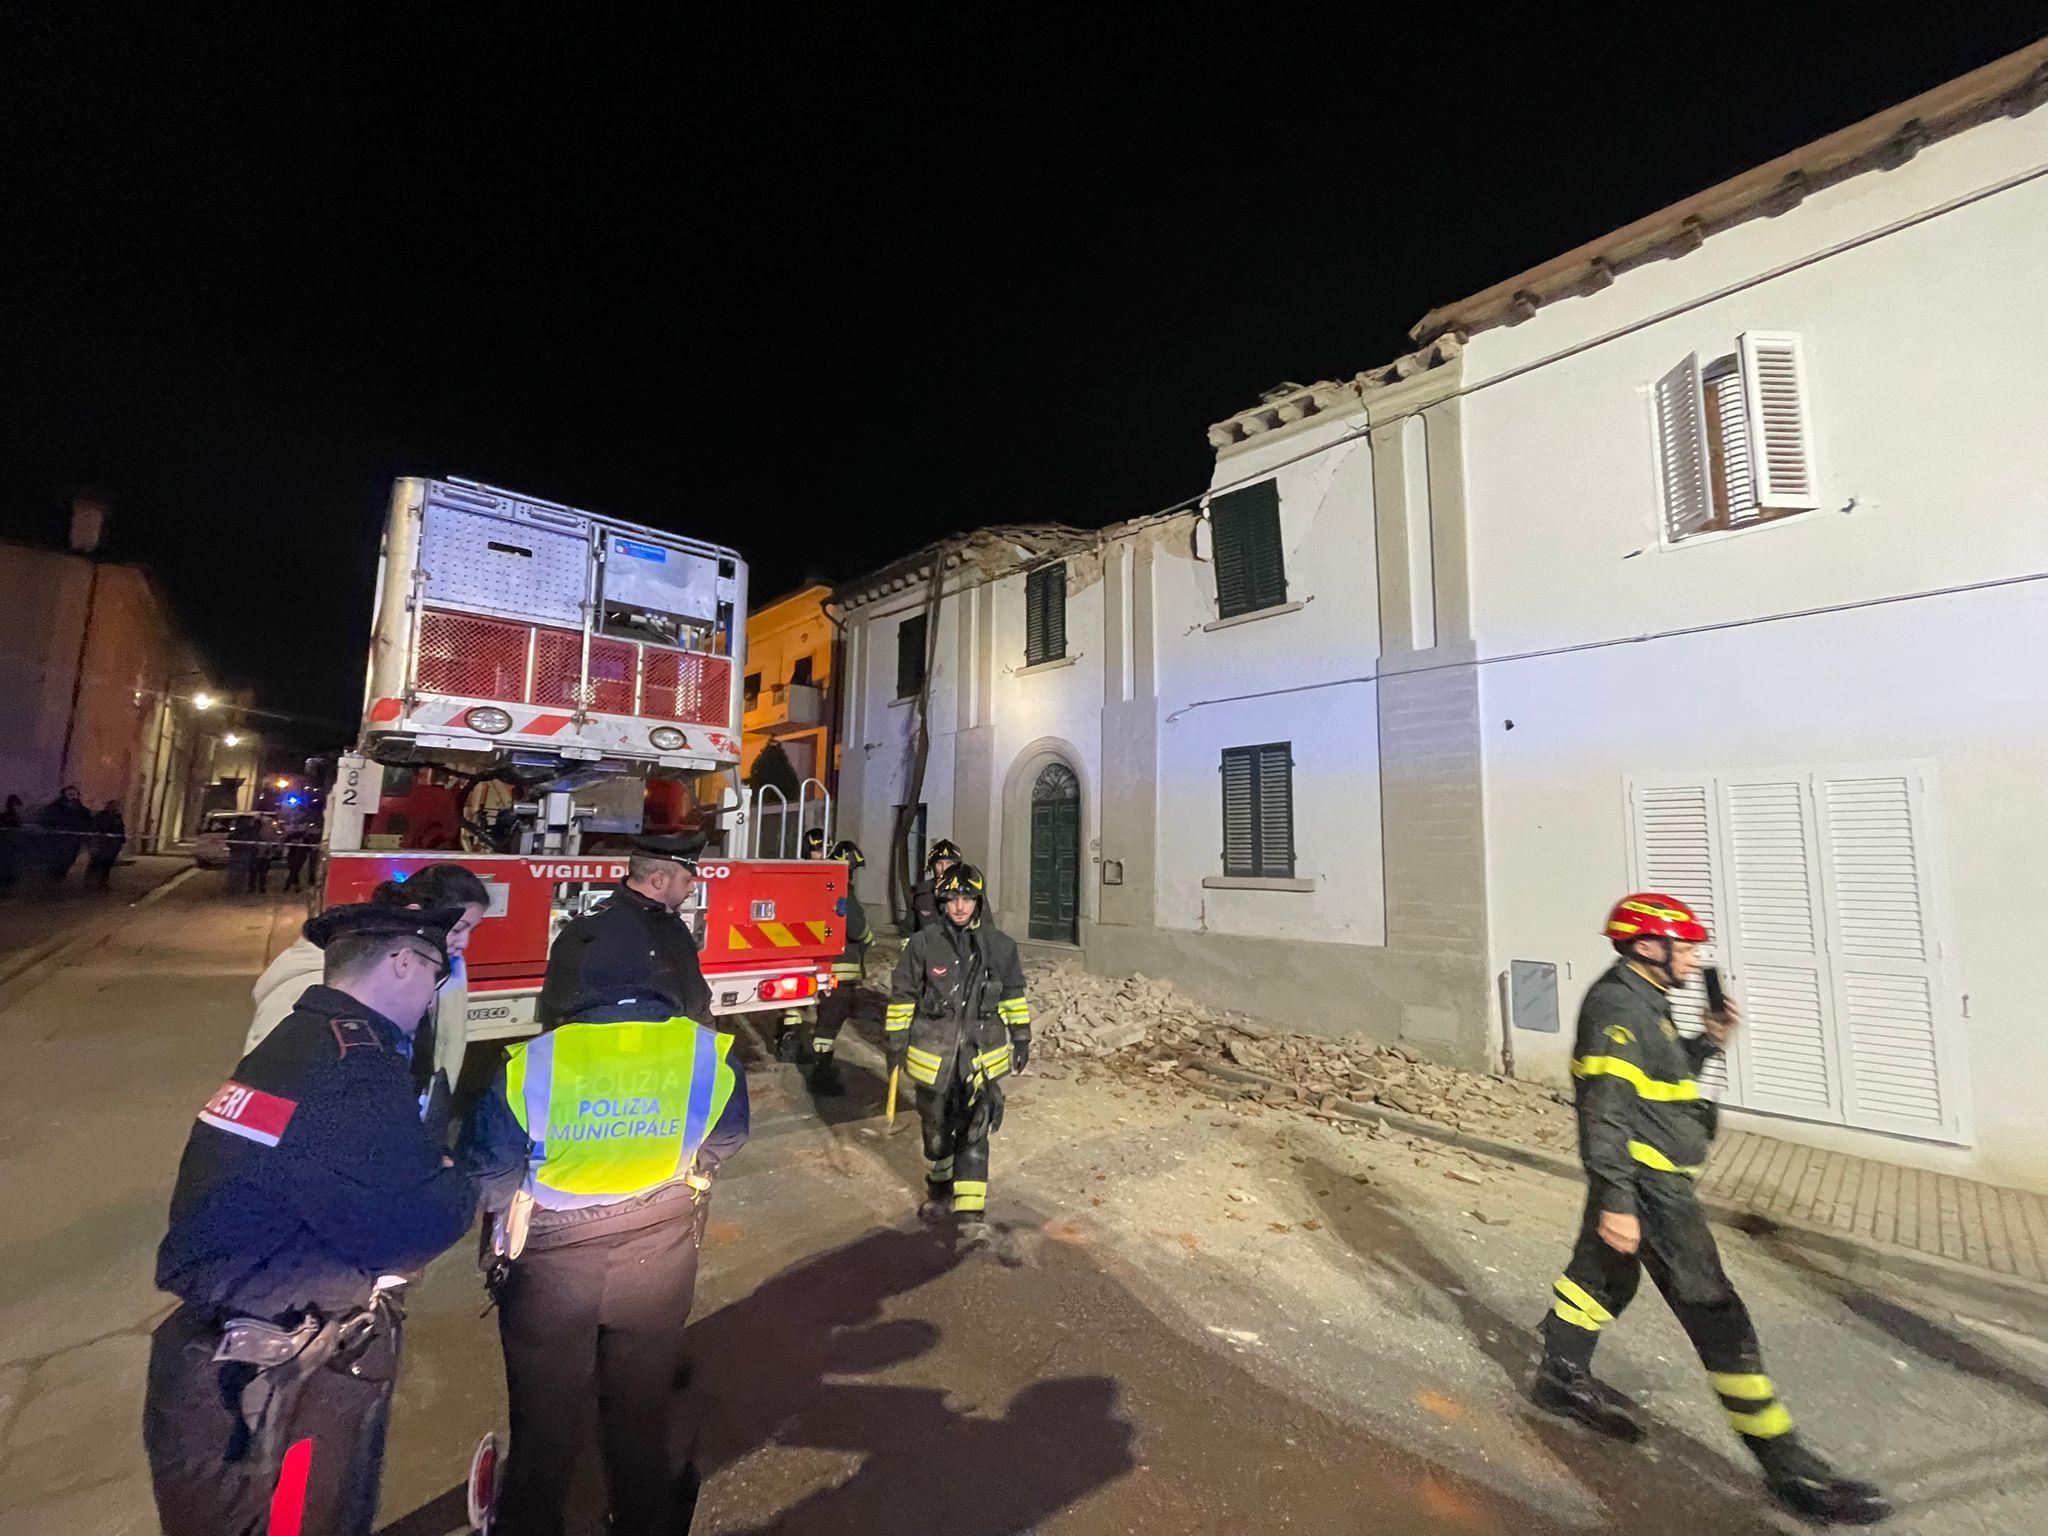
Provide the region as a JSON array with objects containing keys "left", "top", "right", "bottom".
[
  {"left": 631, "top": 832, "right": 706, "bottom": 868},
  {"left": 302, "top": 902, "right": 461, "bottom": 959}
]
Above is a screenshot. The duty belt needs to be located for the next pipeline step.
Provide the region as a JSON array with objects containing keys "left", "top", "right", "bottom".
[{"left": 211, "top": 1283, "right": 405, "bottom": 1465}]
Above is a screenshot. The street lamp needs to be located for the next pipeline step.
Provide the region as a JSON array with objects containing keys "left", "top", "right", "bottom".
[
  {"left": 224, "top": 732, "right": 242, "bottom": 747},
  {"left": 193, "top": 691, "right": 216, "bottom": 712}
]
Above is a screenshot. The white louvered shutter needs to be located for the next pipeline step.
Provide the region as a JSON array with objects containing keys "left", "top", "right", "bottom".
[
  {"left": 1628, "top": 780, "right": 1728, "bottom": 1095},
  {"left": 1719, "top": 777, "right": 1839, "bottom": 1120},
  {"left": 1654, "top": 354, "right": 1713, "bottom": 542},
  {"left": 1706, "top": 366, "right": 1759, "bottom": 525},
  {"left": 1738, "top": 331, "right": 1819, "bottom": 511},
  {"left": 1814, "top": 772, "right": 1952, "bottom": 1138}
]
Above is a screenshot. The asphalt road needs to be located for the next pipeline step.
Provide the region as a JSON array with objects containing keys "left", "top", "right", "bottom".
[{"left": 2, "top": 879, "right": 2045, "bottom": 1534}]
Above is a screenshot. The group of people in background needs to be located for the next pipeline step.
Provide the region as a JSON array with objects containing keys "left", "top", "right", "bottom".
[
  {"left": 226, "top": 818, "right": 319, "bottom": 895},
  {"left": 0, "top": 785, "right": 126, "bottom": 893}
]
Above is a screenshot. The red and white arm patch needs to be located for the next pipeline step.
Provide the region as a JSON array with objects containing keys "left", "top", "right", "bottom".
[{"left": 198, "top": 1080, "right": 298, "bottom": 1148}]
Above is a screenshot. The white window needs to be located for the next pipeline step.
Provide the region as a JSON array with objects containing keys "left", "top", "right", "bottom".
[
  {"left": 1654, "top": 331, "right": 1819, "bottom": 544},
  {"left": 1628, "top": 766, "right": 1958, "bottom": 1143}
]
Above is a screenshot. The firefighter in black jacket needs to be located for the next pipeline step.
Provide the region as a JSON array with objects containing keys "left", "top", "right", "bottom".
[
  {"left": 885, "top": 862, "right": 1029, "bottom": 1246},
  {"left": 809, "top": 837, "right": 875, "bottom": 1094},
  {"left": 538, "top": 834, "right": 711, "bottom": 1028},
  {"left": 1533, "top": 893, "right": 1889, "bottom": 1526},
  {"left": 907, "top": 838, "right": 964, "bottom": 933},
  {"left": 774, "top": 832, "right": 876, "bottom": 1094}
]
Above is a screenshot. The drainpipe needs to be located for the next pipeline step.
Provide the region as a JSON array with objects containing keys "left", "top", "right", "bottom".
[{"left": 57, "top": 562, "right": 103, "bottom": 789}]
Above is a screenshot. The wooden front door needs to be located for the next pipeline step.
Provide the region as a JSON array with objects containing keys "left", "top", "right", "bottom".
[{"left": 1028, "top": 762, "right": 1080, "bottom": 943}]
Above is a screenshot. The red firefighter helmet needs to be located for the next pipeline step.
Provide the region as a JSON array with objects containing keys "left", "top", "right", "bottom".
[{"left": 1603, "top": 893, "right": 1709, "bottom": 945}]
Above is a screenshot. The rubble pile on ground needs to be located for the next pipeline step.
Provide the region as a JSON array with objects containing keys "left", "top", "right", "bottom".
[
  {"left": 1024, "top": 959, "right": 1243, "bottom": 1058},
  {"left": 1020, "top": 956, "right": 1574, "bottom": 1147}
]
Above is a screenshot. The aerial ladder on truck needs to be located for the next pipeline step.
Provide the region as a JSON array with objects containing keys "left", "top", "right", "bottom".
[{"left": 320, "top": 476, "right": 850, "bottom": 1044}]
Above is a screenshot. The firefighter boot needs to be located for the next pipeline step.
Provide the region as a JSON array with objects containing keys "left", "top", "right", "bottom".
[
  {"left": 806, "top": 1050, "right": 844, "bottom": 1096},
  {"left": 1531, "top": 1353, "right": 1644, "bottom": 1443},
  {"left": 773, "top": 1019, "right": 802, "bottom": 1064},
  {"left": 1755, "top": 1437, "right": 1891, "bottom": 1525},
  {"left": 918, "top": 1178, "right": 953, "bottom": 1225}
]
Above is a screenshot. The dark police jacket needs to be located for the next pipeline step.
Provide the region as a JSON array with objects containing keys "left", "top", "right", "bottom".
[
  {"left": 887, "top": 918, "right": 1029, "bottom": 1096},
  {"left": 155, "top": 986, "right": 477, "bottom": 1322},
  {"left": 538, "top": 881, "right": 712, "bottom": 1027},
  {"left": 1571, "top": 962, "right": 1723, "bottom": 1217}
]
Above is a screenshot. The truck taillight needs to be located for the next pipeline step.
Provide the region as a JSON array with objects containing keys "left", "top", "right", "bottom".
[{"left": 758, "top": 974, "right": 816, "bottom": 1002}]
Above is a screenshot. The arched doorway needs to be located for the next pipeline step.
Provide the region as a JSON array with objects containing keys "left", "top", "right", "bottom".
[{"left": 1028, "top": 761, "right": 1080, "bottom": 943}]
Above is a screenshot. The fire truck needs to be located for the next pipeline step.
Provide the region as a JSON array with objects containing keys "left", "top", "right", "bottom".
[{"left": 321, "top": 476, "right": 844, "bottom": 1042}]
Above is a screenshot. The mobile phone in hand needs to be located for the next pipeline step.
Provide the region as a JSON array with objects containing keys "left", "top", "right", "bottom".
[{"left": 1704, "top": 965, "right": 1726, "bottom": 1014}]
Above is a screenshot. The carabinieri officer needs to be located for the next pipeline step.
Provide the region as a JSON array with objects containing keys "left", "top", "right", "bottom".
[{"left": 145, "top": 903, "right": 477, "bottom": 1536}]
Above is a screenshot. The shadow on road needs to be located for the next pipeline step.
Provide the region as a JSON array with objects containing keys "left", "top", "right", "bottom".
[
  {"left": 685, "top": 1223, "right": 1137, "bottom": 1535},
  {"left": 374, "top": 1483, "right": 468, "bottom": 1536},
  {"left": 1299, "top": 1159, "right": 1792, "bottom": 1535}
]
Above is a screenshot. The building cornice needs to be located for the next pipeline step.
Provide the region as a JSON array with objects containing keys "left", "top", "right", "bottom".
[{"left": 1408, "top": 40, "right": 2048, "bottom": 347}]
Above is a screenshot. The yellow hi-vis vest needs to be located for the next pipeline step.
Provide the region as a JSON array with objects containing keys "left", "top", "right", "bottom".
[{"left": 505, "top": 1018, "right": 737, "bottom": 1211}]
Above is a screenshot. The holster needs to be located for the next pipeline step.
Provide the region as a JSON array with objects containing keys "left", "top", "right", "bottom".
[{"left": 212, "top": 1289, "right": 399, "bottom": 1467}]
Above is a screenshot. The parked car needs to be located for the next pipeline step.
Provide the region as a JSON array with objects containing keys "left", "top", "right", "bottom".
[{"left": 194, "top": 812, "right": 278, "bottom": 868}]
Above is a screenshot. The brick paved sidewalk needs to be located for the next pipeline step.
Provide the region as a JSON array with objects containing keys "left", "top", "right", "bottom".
[{"left": 1700, "top": 1129, "right": 2048, "bottom": 1288}]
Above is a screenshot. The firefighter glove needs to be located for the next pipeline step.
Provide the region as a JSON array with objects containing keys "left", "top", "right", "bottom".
[{"left": 1010, "top": 1028, "right": 1031, "bottom": 1073}]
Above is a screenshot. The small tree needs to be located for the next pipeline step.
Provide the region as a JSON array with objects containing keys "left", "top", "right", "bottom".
[
  {"left": 746, "top": 741, "right": 802, "bottom": 799},
  {"left": 745, "top": 741, "right": 805, "bottom": 857}
]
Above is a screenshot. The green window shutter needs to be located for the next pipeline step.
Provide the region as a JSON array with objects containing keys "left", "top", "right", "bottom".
[
  {"left": 1220, "top": 741, "right": 1295, "bottom": 878},
  {"left": 896, "top": 614, "right": 927, "bottom": 698},
  {"left": 1025, "top": 564, "right": 1066, "bottom": 666},
  {"left": 1255, "top": 742, "right": 1295, "bottom": 878},
  {"left": 1221, "top": 748, "right": 1257, "bottom": 876},
  {"left": 1210, "top": 479, "right": 1286, "bottom": 619}
]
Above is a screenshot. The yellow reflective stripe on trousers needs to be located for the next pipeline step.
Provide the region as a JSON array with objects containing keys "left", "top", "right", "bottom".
[
  {"left": 952, "top": 1179, "right": 988, "bottom": 1213},
  {"left": 1571, "top": 1054, "right": 1701, "bottom": 1101},
  {"left": 1555, "top": 1276, "right": 1612, "bottom": 1325},
  {"left": 831, "top": 962, "right": 864, "bottom": 978},
  {"left": 1727, "top": 1402, "right": 1794, "bottom": 1438},
  {"left": 1627, "top": 1139, "right": 1704, "bottom": 1176}
]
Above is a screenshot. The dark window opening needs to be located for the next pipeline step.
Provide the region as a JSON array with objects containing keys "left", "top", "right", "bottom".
[{"left": 896, "top": 614, "right": 928, "bottom": 699}]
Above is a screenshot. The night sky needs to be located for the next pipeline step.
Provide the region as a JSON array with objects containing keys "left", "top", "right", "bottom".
[{"left": 4, "top": 12, "right": 2039, "bottom": 752}]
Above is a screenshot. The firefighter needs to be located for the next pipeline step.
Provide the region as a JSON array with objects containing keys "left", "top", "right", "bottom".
[
  {"left": 803, "top": 837, "right": 876, "bottom": 1095},
  {"left": 774, "top": 826, "right": 838, "bottom": 1068},
  {"left": 1532, "top": 893, "right": 1889, "bottom": 1526},
  {"left": 538, "top": 833, "right": 711, "bottom": 1028},
  {"left": 907, "top": 837, "right": 964, "bottom": 932},
  {"left": 884, "top": 862, "right": 1029, "bottom": 1248},
  {"left": 144, "top": 904, "right": 477, "bottom": 1536},
  {"left": 462, "top": 945, "right": 750, "bottom": 1536}
]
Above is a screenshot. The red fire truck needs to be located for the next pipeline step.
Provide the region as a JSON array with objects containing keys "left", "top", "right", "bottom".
[{"left": 321, "top": 476, "right": 843, "bottom": 1042}]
